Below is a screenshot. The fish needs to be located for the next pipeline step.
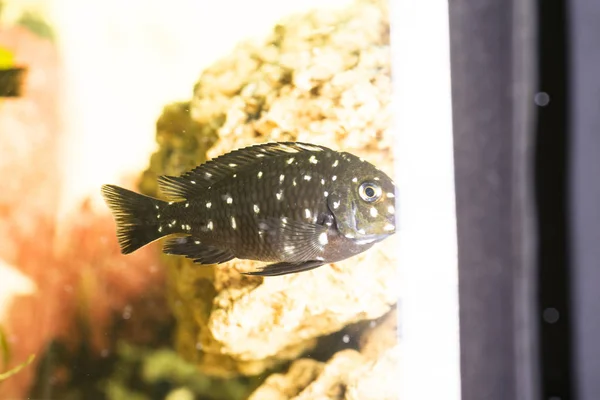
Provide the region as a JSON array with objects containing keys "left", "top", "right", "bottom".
[{"left": 101, "top": 141, "right": 397, "bottom": 276}]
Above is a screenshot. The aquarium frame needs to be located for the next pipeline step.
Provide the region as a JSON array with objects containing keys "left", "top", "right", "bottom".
[{"left": 448, "top": 1, "right": 541, "bottom": 400}]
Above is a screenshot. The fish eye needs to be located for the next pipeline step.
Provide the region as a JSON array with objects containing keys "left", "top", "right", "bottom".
[{"left": 359, "top": 182, "right": 382, "bottom": 203}]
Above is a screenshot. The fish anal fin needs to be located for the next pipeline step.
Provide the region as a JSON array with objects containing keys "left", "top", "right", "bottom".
[
  {"left": 163, "top": 237, "right": 235, "bottom": 264},
  {"left": 158, "top": 142, "right": 330, "bottom": 199},
  {"left": 243, "top": 260, "right": 326, "bottom": 277}
]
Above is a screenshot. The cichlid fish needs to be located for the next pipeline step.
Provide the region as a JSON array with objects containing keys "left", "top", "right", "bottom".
[{"left": 101, "top": 142, "right": 397, "bottom": 276}]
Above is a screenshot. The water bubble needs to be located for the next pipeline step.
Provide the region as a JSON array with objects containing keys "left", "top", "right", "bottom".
[
  {"left": 543, "top": 307, "right": 560, "bottom": 324},
  {"left": 534, "top": 92, "right": 550, "bottom": 106}
]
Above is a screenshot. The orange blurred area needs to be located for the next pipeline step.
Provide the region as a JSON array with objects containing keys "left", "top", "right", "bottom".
[{"left": 0, "top": 26, "right": 170, "bottom": 399}]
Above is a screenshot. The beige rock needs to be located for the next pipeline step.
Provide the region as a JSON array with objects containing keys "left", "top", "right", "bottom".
[
  {"left": 247, "top": 345, "right": 401, "bottom": 400},
  {"left": 247, "top": 359, "right": 325, "bottom": 400},
  {"left": 345, "top": 345, "right": 401, "bottom": 400},
  {"left": 247, "top": 308, "right": 400, "bottom": 399},
  {"left": 294, "top": 350, "right": 365, "bottom": 400},
  {"left": 144, "top": 0, "right": 396, "bottom": 377},
  {"left": 359, "top": 308, "right": 399, "bottom": 360}
]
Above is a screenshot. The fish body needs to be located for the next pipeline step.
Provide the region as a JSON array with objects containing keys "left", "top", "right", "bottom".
[{"left": 101, "top": 142, "right": 397, "bottom": 276}]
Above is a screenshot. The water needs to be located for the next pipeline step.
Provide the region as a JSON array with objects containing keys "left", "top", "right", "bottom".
[{"left": 0, "top": 0, "right": 404, "bottom": 399}]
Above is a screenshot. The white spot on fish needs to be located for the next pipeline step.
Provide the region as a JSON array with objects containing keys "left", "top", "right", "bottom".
[
  {"left": 171, "top": 219, "right": 177, "bottom": 226},
  {"left": 384, "top": 223, "right": 395, "bottom": 232},
  {"left": 205, "top": 172, "right": 212, "bottom": 178},
  {"left": 155, "top": 205, "right": 160, "bottom": 210},
  {"left": 233, "top": 174, "right": 237, "bottom": 178},
  {"left": 206, "top": 202, "right": 212, "bottom": 209},
  {"left": 345, "top": 233, "right": 355, "bottom": 239},
  {"left": 358, "top": 228, "right": 366, "bottom": 235},
  {"left": 229, "top": 163, "right": 237, "bottom": 167},
  {"left": 316, "top": 256, "right": 325, "bottom": 261},
  {"left": 194, "top": 240, "right": 201, "bottom": 245},
  {"left": 181, "top": 224, "right": 186, "bottom": 230},
  {"left": 185, "top": 202, "right": 189, "bottom": 208},
  {"left": 324, "top": 191, "right": 329, "bottom": 197},
  {"left": 158, "top": 226, "right": 163, "bottom": 232},
  {"left": 359, "top": 157, "right": 365, "bottom": 162},
  {"left": 304, "top": 175, "right": 311, "bottom": 181},
  {"left": 333, "top": 201, "right": 340, "bottom": 209},
  {"left": 293, "top": 178, "right": 297, "bottom": 186},
  {"left": 190, "top": 181, "right": 196, "bottom": 184},
  {"left": 287, "top": 157, "right": 295, "bottom": 164},
  {"left": 318, "top": 232, "right": 328, "bottom": 245},
  {"left": 309, "top": 155, "right": 318, "bottom": 164},
  {"left": 321, "top": 178, "right": 325, "bottom": 185},
  {"left": 332, "top": 160, "right": 339, "bottom": 167},
  {"left": 332, "top": 175, "right": 337, "bottom": 181},
  {"left": 352, "top": 177, "right": 358, "bottom": 183},
  {"left": 370, "top": 207, "right": 378, "bottom": 217},
  {"left": 374, "top": 177, "right": 380, "bottom": 181},
  {"left": 207, "top": 221, "right": 214, "bottom": 230},
  {"left": 231, "top": 216, "right": 237, "bottom": 229},
  {"left": 168, "top": 201, "right": 174, "bottom": 205},
  {"left": 387, "top": 192, "right": 395, "bottom": 198},
  {"left": 258, "top": 171, "right": 263, "bottom": 179},
  {"left": 305, "top": 209, "right": 311, "bottom": 219},
  {"left": 257, "top": 154, "right": 265, "bottom": 158},
  {"left": 387, "top": 205, "right": 395, "bottom": 214},
  {"left": 253, "top": 204, "right": 260, "bottom": 214},
  {"left": 279, "top": 174, "right": 285, "bottom": 183},
  {"left": 284, "top": 245, "right": 295, "bottom": 252},
  {"left": 281, "top": 217, "right": 288, "bottom": 224},
  {"left": 226, "top": 196, "right": 233, "bottom": 204},
  {"left": 276, "top": 191, "right": 283, "bottom": 200},
  {"left": 186, "top": 225, "right": 191, "bottom": 231},
  {"left": 157, "top": 214, "right": 161, "bottom": 219}
]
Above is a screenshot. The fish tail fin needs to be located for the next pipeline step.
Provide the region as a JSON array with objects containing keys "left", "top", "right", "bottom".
[{"left": 101, "top": 184, "right": 168, "bottom": 254}]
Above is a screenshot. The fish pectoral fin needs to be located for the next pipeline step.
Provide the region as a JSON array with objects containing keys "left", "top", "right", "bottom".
[
  {"left": 258, "top": 217, "right": 329, "bottom": 260},
  {"left": 163, "top": 237, "right": 235, "bottom": 264},
  {"left": 243, "top": 260, "right": 326, "bottom": 277}
]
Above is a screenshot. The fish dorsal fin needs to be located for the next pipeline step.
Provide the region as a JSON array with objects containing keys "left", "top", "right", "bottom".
[{"left": 157, "top": 141, "right": 330, "bottom": 200}]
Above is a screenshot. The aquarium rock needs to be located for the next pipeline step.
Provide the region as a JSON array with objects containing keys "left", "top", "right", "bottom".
[
  {"left": 141, "top": 0, "right": 395, "bottom": 377},
  {"left": 248, "top": 307, "right": 399, "bottom": 399}
]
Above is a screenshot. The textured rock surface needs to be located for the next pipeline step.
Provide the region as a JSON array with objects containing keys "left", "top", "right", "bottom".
[
  {"left": 247, "top": 309, "right": 399, "bottom": 399},
  {"left": 141, "top": 0, "right": 396, "bottom": 378}
]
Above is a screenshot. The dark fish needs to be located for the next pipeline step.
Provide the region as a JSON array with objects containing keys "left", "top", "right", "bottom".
[{"left": 101, "top": 142, "right": 397, "bottom": 276}]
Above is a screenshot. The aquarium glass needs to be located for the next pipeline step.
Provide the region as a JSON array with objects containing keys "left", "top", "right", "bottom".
[{"left": 0, "top": 0, "right": 460, "bottom": 399}]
